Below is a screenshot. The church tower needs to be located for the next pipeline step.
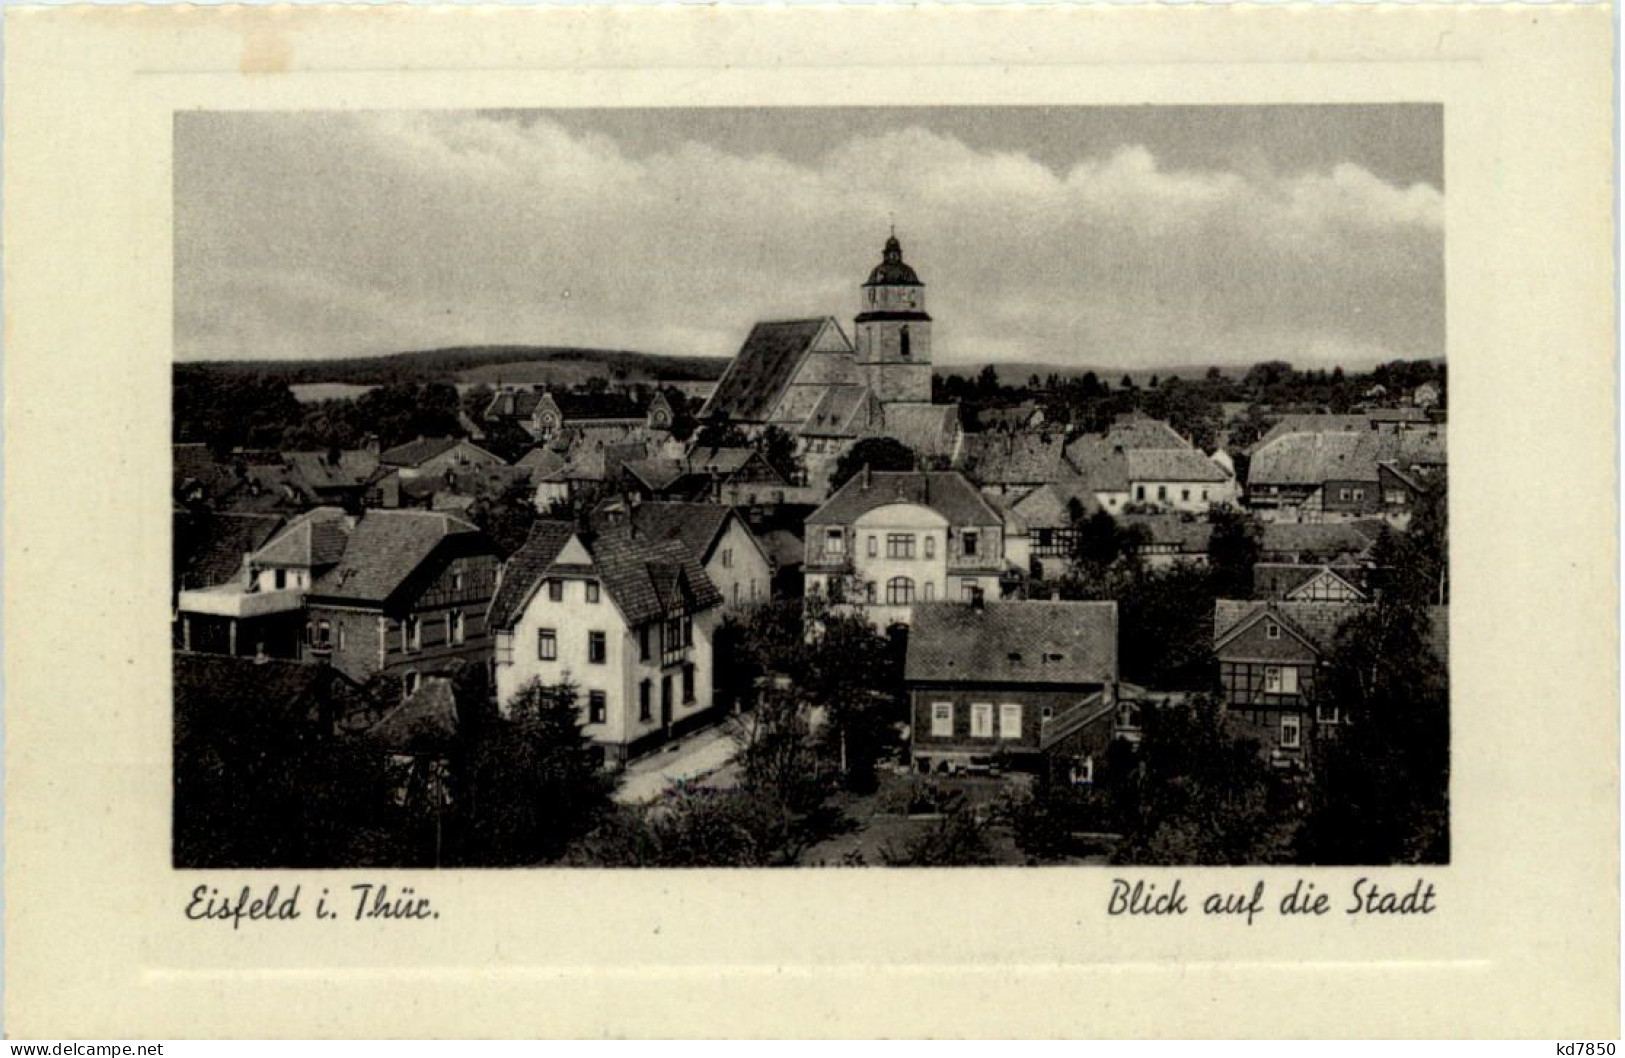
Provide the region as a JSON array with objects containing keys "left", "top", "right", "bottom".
[{"left": 855, "top": 232, "right": 932, "bottom": 403}]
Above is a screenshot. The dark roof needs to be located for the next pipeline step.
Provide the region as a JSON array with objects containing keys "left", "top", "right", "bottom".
[
  {"left": 379, "top": 436, "right": 463, "bottom": 467},
  {"left": 176, "top": 511, "right": 285, "bottom": 589},
  {"left": 1258, "top": 521, "right": 1379, "bottom": 560},
  {"left": 487, "top": 520, "right": 577, "bottom": 630},
  {"left": 173, "top": 653, "right": 340, "bottom": 735},
  {"left": 758, "top": 528, "right": 805, "bottom": 570},
  {"left": 1213, "top": 600, "right": 1364, "bottom": 655},
  {"left": 306, "top": 510, "right": 484, "bottom": 603},
  {"left": 801, "top": 385, "right": 876, "bottom": 438},
  {"left": 863, "top": 235, "right": 923, "bottom": 287},
  {"left": 906, "top": 601, "right": 1118, "bottom": 685},
  {"left": 1118, "top": 513, "right": 1214, "bottom": 552},
  {"left": 369, "top": 677, "right": 460, "bottom": 752},
  {"left": 550, "top": 391, "right": 647, "bottom": 422},
  {"left": 807, "top": 470, "right": 1002, "bottom": 527},
  {"left": 1249, "top": 430, "right": 1447, "bottom": 487},
  {"left": 516, "top": 447, "right": 567, "bottom": 476},
  {"left": 874, "top": 402, "right": 960, "bottom": 459},
  {"left": 589, "top": 525, "right": 724, "bottom": 625},
  {"left": 622, "top": 502, "right": 736, "bottom": 566},
  {"left": 1104, "top": 418, "right": 1190, "bottom": 450},
  {"left": 957, "top": 433, "right": 1076, "bottom": 486},
  {"left": 1125, "top": 447, "right": 1230, "bottom": 484},
  {"left": 485, "top": 389, "right": 545, "bottom": 420},
  {"left": 1063, "top": 437, "right": 1131, "bottom": 493},
  {"left": 255, "top": 507, "right": 353, "bottom": 568},
  {"left": 1009, "top": 481, "right": 1103, "bottom": 528},
  {"left": 704, "top": 319, "right": 830, "bottom": 423},
  {"left": 282, "top": 449, "right": 380, "bottom": 492}
]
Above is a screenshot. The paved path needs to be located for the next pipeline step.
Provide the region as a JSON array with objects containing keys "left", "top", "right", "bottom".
[{"left": 613, "top": 724, "right": 741, "bottom": 805}]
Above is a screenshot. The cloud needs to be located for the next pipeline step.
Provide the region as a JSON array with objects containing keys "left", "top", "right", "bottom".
[{"left": 175, "top": 111, "right": 1443, "bottom": 371}]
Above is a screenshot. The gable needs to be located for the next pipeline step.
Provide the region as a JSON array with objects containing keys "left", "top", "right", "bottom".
[
  {"left": 555, "top": 535, "right": 592, "bottom": 566},
  {"left": 1218, "top": 615, "right": 1320, "bottom": 662},
  {"left": 1284, "top": 568, "right": 1365, "bottom": 602}
]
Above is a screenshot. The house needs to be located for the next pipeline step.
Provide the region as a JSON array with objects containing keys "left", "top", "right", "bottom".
[
  {"left": 378, "top": 436, "right": 507, "bottom": 481},
  {"left": 619, "top": 447, "right": 790, "bottom": 506},
  {"left": 366, "top": 675, "right": 460, "bottom": 814},
  {"left": 1122, "top": 447, "right": 1236, "bottom": 512},
  {"left": 594, "top": 499, "right": 773, "bottom": 611},
  {"left": 1251, "top": 563, "right": 1369, "bottom": 602},
  {"left": 176, "top": 508, "right": 500, "bottom": 694},
  {"left": 1253, "top": 410, "right": 1435, "bottom": 450},
  {"left": 1117, "top": 512, "right": 1214, "bottom": 568},
  {"left": 954, "top": 432, "right": 1076, "bottom": 501},
  {"left": 904, "top": 598, "right": 1124, "bottom": 777},
  {"left": 1257, "top": 521, "right": 1379, "bottom": 565},
  {"left": 173, "top": 510, "right": 286, "bottom": 596},
  {"left": 1212, "top": 600, "right": 1447, "bottom": 769},
  {"left": 280, "top": 449, "right": 381, "bottom": 506},
  {"left": 1061, "top": 437, "right": 1133, "bottom": 514},
  {"left": 368, "top": 464, "right": 533, "bottom": 513},
  {"left": 803, "top": 469, "right": 1012, "bottom": 629},
  {"left": 530, "top": 389, "right": 673, "bottom": 439},
  {"left": 1246, "top": 429, "right": 1446, "bottom": 522},
  {"left": 487, "top": 519, "right": 726, "bottom": 764},
  {"left": 1007, "top": 481, "right": 1103, "bottom": 570}
]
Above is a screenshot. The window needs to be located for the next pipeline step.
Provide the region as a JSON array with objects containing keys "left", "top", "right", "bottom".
[
  {"left": 970, "top": 702, "right": 994, "bottom": 738},
  {"left": 548, "top": 580, "right": 564, "bottom": 602},
  {"left": 639, "top": 680, "right": 652, "bottom": 721},
  {"left": 721, "top": 548, "right": 733, "bottom": 569},
  {"left": 924, "top": 536, "right": 936, "bottom": 559},
  {"left": 406, "top": 616, "right": 422, "bottom": 653},
  {"left": 1136, "top": 486, "right": 1146, "bottom": 501},
  {"left": 900, "top": 325, "right": 911, "bottom": 358},
  {"left": 682, "top": 664, "right": 695, "bottom": 703},
  {"left": 886, "top": 577, "right": 915, "bottom": 606},
  {"left": 639, "top": 624, "right": 651, "bottom": 661},
  {"left": 450, "top": 610, "right": 465, "bottom": 646},
  {"left": 886, "top": 533, "right": 916, "bottom": 559},
  {"left": 588, "top": 691, "right": 607, "bottom": 725},
  {"left": 1385, "top": 489, "right": 1408, "bottom": 505},
  {"left": 1280, "top": 712, "right": 1303, "bottom": 749},
  {"left": 867, "top": 535, "right": 878, "bottom": 558},
  {"left": 311, "top": 620, "right": 332, "bottom": 649},
  {"left": 1202, "top": 490, "right": 1209, "bottom": 502},
  {"left": 865, "top": 581, "right": 877, "bottom": 605},
  {"left": 961, "top": 530, "right": 979, "bottom": 558},
  {"left": 825, "top": 528, "right": 845, "bottom": 556},
  {"left": 452, "top": 570, "right": 465, "bottom": 592},
  {"left": 930, "top": 702, "right": 953, "bottom": 737},
  {"left": 1157, "top": 485, "right": 1167, "bottom": 501},
  {"left": 999, "top": 703, "right": 1023, "bottom": 740},
  {"left": 588, "top": 631, "right": 606, "bottom": 664},
  {"left": 537, "top": 628, "right": 557, "bottom": 661},
  {"left": 1266, "top": 620, "right": 1280, "bottom": 640},
  {"left": 1315, "top": 703, "right": 1341, "bottom": 726},
  {"left": 1264, "top": 665, "right": 1300, "bottom": 695},
  {"left": 922, "top": 582, "right": 935, "bottom": 601},
  {"left": 274, "top": 569, "right": 287, "bottom": 590},
  {"left": 1338, "top": 488, "right": 1351, "bottom": 502},
  {"left": 1071, "top": 755, "right": 1095, "bottom": 786},
  {"left": 1352, "top": 488, "right": 1365, "bottom": 502},
  {"left": 1181, "top": 489, "right": 1190, "bottom": 502},
  {"left": 585, "top": 581, "right": 600, "bottom": 603},
  {"left": 961, "top": 579, "right": 980, "bottom": 602},
  {"left": 733, "top": 583, "right": 741, "bottom": 605},
  {"left": 1116, "top": 702, "right": 1141, "bottom": 731}
]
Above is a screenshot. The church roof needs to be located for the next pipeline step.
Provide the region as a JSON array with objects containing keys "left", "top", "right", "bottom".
[
  {"left": 703, "top": 318, "right": 832, "bottom": 424},
  {"left": 863, "top": 234, "right": 923, "bottom": 287}
]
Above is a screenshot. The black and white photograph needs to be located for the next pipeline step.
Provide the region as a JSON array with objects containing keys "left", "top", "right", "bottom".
[{"left": 171, "top": 104, "right": 1449, "bottom": 870}]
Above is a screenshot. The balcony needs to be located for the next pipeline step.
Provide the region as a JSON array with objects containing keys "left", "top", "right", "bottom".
[{"left": 176, "top": 583, "right": 305, "bottom": 619}]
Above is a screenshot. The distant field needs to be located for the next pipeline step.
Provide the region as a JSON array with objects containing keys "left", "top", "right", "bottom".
[
  {"left": 290, "top": 382, "right": 376, "bottom": 403},
  {"left": 458, "top": 360, "right": 613, "bottom": 387}
]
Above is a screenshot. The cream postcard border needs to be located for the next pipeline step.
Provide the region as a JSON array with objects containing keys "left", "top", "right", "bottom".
[{"left": 4, "top": 5, "right": 1616, "bottom": 1039}]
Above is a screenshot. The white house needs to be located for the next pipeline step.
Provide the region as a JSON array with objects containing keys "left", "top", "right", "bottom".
[
  {"left": 487, "top": 519, "right": 725, "bottom": 764},
  {"left": 594, "top": 498, "right": 774, "bottom": 611},
  {"left": 803, "top": 469, "right": 1013, "bottom": 630}
]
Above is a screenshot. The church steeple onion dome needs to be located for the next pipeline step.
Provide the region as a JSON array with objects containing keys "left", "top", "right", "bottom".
[{"left": 863, "top": 233, "right": 923, "bottom": 287}]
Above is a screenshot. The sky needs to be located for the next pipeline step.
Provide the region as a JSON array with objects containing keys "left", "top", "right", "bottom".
[{"left": 174, "top": 106, "right": 1443, "bottom": 371}]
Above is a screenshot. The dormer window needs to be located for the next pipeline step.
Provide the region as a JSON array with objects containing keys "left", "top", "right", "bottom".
[
  {"left": 962, "top": 530, "right": 980, "bottom": 558},
  {"left": 1266, "top": 620, "right": 1281, "bottom": 640}
]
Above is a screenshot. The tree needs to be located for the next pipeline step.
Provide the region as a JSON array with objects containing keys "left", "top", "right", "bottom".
[
  {"left": 976, "top": 364, "right": 1001, "bottom": 398},
  {"left": 1207, "top": 506, "right": 1261, "bottom": 599},
  {"left": 802, "top": 607, "right": 904, "bottom": 791},
  {"left": 457, "top": 677, "right": 615, "bottom": 865},
  {"left": 829, "top": 437, "right": 918, "bottom": 491},
  {"left": 464, "top": 476, "right": 538, "bottom": 558},
  {"left": 756, "top": 424, "right": 802, "bottom": 484},
  {"left": 1110, "top": 697, "right": 1295, "bottom": 865},
  {"left": 694, "top": 415, "right": 748, "bottom": 449},
  {"left": 1242, "top": 360, "right": 1294, "bottom": 391}
]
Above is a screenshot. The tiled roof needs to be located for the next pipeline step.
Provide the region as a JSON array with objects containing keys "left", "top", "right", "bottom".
[
  {"left": 485, "top": 389, "right": 545, "bottom": 420},
  {"left": 801, "top": 385, "right": 876, "bottom": 438},
  {"left": 551, "top": 392, "right": 647, "bottom": 422},
  {"left": 369, "top": 676, "right": 460, "bottom": 752},
  {"left": 303, "top": 510, "right": 482, "bottom": 604},
  {"left": 978, "top": 403, "right": 1042, "bottom": 431},
  {"left": 515, "top": 447, "right": 567, "bottom": 477},
  {"left": 588, "top": 525, "right": 724, "bottom": 626},
  {"left": 1252, "top": 563, "right": 1367, "bottom": 600},
  {"left": 1258, "top": 521, "right": 1379, "bottom": 561},
  {"left": 807, "top": 470, "right": 1001, "bottom": 527},
  {"left": 1105, "top": 418, "right": 1191, "bottom": 450},
  {"left": 704, "top": 318, "right": 831, "bottom": 423},
  {"left": 176, "top": 511, "right": 285, "bottom": 588},
  {"left": 1249, "top": 430, "right": 1447, "bottom": 487},
  {"left": 254, "top": 507, "right": 353, "bottom": 568},
  {"left": 620, "top": 458, "right": 687, "bottom": 492},
  {"left": 1063, "top": 437, "right": 1131, "bottom": 493},
  {"left": 1118, "top": 513, "right": 1214, "bottom": 552},
  {"left": 487, "top": 520, "right": 577, "bottom": 630},
  {"left": 683, "top": 447, "right": 759, "bottom": 475},
  {"left": 1213, "top": 600, "right": 1364, "bottom": 655},
  {"left": 873, "top": 402, "right": 961, "bottom": 459},
  {"left": 1009, "top": 481, "right": 1102, "bottom": 528},
  {"left": 619, "top": 502, "right": 735, "bottom": 566},
  {"left": 905, "top": 600, "right": 1118, "bottom": 685},
  {"left": 1125, "top": 447, "right": 1230, "bottom": 484},
  {"left": 956, "top": 432, "right": 1076, "bottom": 486},
  {"left": 379, "top": 436, "right": 462, "bottom": 467},
  {"left": 282, "top": 449, "right": 380, "bottom": 492}
]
